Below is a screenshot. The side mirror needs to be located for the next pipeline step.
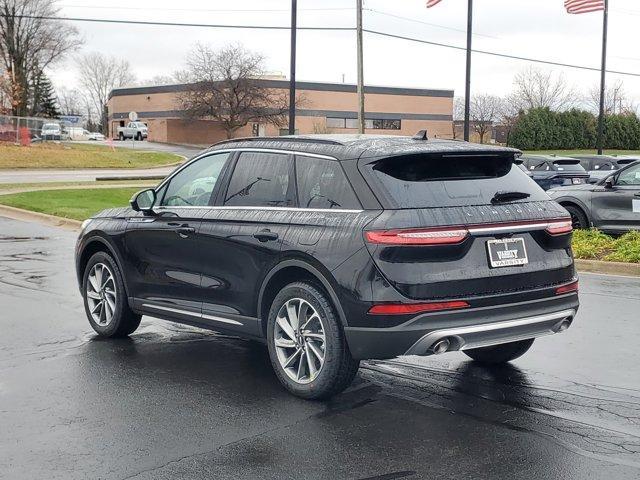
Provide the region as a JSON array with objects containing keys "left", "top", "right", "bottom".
[
  {"left": 130, "top": 188, "right": 156, "bottom": 213},
  {"left": 604, "top": 177, "right": 614, "bottom": 189}
]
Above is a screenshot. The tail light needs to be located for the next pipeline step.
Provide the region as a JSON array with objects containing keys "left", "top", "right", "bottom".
[
  {"left": 368, "top": 300, "right": 470, "bottom": 315},
  {"left": 545, "top": 220, "right": 573, "bottom": 235},
  {"left": 365, "top": 219, "right": 572, "bottom": 246},
  {"left": 556, "top": 280, "right": 578, "bottom": 295},
  {"left": 365, "top": 227, "right": 468, "bottom": 245}
]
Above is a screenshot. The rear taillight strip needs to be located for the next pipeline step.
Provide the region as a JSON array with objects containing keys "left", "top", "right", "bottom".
[
  {"left": 365, "top": 219, "right": 572, "bottom": 245},
  {"left": 555, "top": 280, "right": 579, "bottom": 295}
]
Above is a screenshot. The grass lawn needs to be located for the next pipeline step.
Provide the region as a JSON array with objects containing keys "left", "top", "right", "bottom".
[
  {"left": 523, "top": 149, "right": 640, "bottom": 156},
  {"left": 0, "top": 187, "right": 141, "bottom": 221},
  {"left": 0, "top": 142, "right": 181, "bottom": 169}
]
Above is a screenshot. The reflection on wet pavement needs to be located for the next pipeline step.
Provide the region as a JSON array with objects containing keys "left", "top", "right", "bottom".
[{"left": 1, "top": 217, "right": 640, "bottom": 479}]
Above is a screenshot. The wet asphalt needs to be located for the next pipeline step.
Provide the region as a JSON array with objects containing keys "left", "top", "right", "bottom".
[{"left": 1, "top": 216, "right": 639, "bottom": 480}]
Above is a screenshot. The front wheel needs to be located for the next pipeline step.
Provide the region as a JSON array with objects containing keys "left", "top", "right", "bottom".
[
  {"left": 463, "top": 338, "right": 534, "bottom": 364},
  {"left": 267, "top": 282, "right": 359, "bottom": 399},
  {"left": 82, "top": 251, "right": 141, "bottom": 338},
  {"left": 564, "top": 205, "right": 588, "bottom": 229},
  {"left": 118, "top": 132, "right": 124, "bottom": 141}
]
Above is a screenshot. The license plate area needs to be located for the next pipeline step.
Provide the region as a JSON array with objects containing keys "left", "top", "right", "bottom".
[{"left": 487, "top": 237, "right": 528, "bottom": 268}]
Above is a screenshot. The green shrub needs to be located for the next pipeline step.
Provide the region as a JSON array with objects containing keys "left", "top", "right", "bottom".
[
  {"left": 571, "top": 229, "right": 614, "bottom": 259},
  {"left": 605, "top": 231, "right": 640, "bottom": 263}
]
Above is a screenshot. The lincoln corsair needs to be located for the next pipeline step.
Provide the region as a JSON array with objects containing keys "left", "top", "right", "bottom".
[{"left": 75, "top": 134, "right": 579, "bottom": 399}]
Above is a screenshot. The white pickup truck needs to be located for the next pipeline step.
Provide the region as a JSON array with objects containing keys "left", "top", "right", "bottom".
[{"left": 117, "top": 122, "right": 148, "bottom": 141}]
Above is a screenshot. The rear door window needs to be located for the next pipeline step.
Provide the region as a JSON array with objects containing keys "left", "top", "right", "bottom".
[
  {"left": 224, "top": 152, "right": 293, "bottom": 207},
  {"left": 365, "top": 153, "right": 547, "bottom": 208},
  {"left": 295, "top": 156, "right": 360, "bottom": 210}
]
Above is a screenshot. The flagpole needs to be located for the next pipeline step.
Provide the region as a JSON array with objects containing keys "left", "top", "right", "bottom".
[
  {"left": 356, "top": 0, "right": 365, "bottom": 134},
  {"left": 463, "top": 0, "right": 473, "bottom": 142},
  {"left": 288, "top": 0, "right": 297, "bottom": 135},
  {"left": 596, "top": 0, "right": 608, "bottom": 155}
]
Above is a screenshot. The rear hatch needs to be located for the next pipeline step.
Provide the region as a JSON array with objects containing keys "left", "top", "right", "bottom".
[
  {"left": 550, "top": 159, "right": 589, "bottom": 187},
  {"left": 359, "top": 151, "right": 575, "bottom": 301}
]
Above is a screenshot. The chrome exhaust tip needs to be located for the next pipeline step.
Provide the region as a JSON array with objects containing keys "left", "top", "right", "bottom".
[
  {"left": 557, "top": 319, "right": 572, "bottom": 332},
  {"left": 431, "top": 338, "right": 451, "bottom": 355}
]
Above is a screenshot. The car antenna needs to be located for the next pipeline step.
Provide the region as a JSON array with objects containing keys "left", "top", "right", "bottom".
[{"left": 412, "top": 130, "right": 428, "bottom": 140}]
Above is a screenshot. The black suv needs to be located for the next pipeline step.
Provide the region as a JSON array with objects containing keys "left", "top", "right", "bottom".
[{"left": 75, "top": 135, "right": 579, "bottom": 399}]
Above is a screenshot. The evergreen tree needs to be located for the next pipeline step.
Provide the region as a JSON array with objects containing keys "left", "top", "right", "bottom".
[{"left": 30, "top": 72, "right": 60, "bottom": 118}]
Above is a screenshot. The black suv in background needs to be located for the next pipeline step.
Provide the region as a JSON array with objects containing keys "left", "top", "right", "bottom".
[
  {"left": 520, "top": 155, "right": 589, "bottom": 190},
  {"left": 75, "top": 135, "right": 579, "bottom": 399},
  {"left": 570, "top": 155, "right": 640, "bottom": 184}
]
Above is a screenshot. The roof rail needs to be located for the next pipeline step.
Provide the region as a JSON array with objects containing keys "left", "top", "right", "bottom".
[{"left": 210, "top": 136, "right": 344, "bottom": 148}]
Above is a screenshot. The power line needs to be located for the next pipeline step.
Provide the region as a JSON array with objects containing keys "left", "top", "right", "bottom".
[
  {"left": 2, "top": 14, "right": 354, "bottom": 31},
  {"left": 364, "top": 8, "right": 498, "bottom": 40},
  {"left": 3, "top": 14, "right": 640, "bottom": 78},
  {"left": 59, "top": 4, "right": 355, "bottom": 14},
  {"left": 364, "top": 29, "right": 640, "bottom": 78}
]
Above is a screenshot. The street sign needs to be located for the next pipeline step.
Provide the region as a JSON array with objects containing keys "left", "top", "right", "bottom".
[{"left": 128, "top": 111, "right": 138, "bottom": 122}]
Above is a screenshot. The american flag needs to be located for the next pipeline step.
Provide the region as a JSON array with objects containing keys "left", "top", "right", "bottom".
[
  {"left": 564, "top": 0, "right": 605, "bottom": 14},
  {"left": 426, "top": 0, "right": 443, "bottom": 7}
]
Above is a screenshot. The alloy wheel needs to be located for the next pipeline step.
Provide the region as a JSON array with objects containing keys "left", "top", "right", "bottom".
[
  {"left": 274, "top": 298, "right": 326, "bottom": 384},
  {"left": 86, "top": 263, "right": 117, "bottom": 326}
]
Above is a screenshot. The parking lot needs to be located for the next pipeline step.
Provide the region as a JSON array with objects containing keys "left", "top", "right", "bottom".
[{"left": 1, "top": 215, "right": 639, "bottom": 479}]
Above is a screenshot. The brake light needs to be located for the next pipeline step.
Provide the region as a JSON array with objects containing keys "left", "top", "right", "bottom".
[
  {"left": 368, "top": 301, "right": 470, "bottom": 315},
  {"left": 545, "top": 220, "right": 573, "bottom": 235},
  {"left": 556, "top": 280, "right": 578, "bottom": 295},
  {"left": 365, "top": 228, "right": 469, "bottom": 245}
]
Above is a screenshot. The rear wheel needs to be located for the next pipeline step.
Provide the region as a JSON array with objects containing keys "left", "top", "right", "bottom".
[
  {"left": 266, "top": 281, "right": 359, "bottom": 399},
  {"left": 136, "top": 132, "right": 142, "bottom": 141},
  {"left": 118, "top": 132, "right": 124, "bottom": 141},
  {"left": 82, "top": 251, "right": 141, "bottom": 338},
  {"left": 463, "top": 338, "right": 534, "bottom": 364},
  {"left": 564, "top": 204, "right": 588, "bottom": 229}
]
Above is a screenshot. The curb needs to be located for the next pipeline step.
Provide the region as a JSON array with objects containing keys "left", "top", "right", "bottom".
[
  {"left": 0, "top": 205, "right": 81, "bottom": 231},
  {"left": 574, "top": 259, "right": 640, "bottom": 277}
]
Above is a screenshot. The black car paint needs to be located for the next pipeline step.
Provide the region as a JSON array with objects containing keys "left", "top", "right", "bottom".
[
  {"left": 548, "top": 160, "right": 640, "bottom": 233},
  {"left": 76, "top": 136, "right": 578, "bottom": 360}
]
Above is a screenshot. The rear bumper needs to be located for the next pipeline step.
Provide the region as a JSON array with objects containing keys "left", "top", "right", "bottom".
[{"left": 344, "top": 293, "right": 579, "bottom": 360}]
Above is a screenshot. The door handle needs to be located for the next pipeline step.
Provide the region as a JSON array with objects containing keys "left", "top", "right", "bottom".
[
  {"left": 253, "top": 229, "right": 279, "bottom": 242},
  {"left": 175, "top": 227, "right": 196, "bottom": 238}
]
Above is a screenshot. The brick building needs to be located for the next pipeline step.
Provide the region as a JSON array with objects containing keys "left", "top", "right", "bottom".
[{"left": 107, "top": 79, "right": 454, "bottom": 145}]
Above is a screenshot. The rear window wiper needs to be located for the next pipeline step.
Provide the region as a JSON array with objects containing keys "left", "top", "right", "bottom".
[{"left": 491, "top": 191, "right": 531, "bottom": 204}]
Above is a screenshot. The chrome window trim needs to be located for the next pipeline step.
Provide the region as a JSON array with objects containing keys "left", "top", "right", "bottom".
[
  {"left": 468, "top": 222, "right": 556, "bottom": 235},
  {"left": 153, "top": 205, "right": 363, "bottom": 214},
  {"left": 141, "top": 303, "right": 243, "bottom": 326}
]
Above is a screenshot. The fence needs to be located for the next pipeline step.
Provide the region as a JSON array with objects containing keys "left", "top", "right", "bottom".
[{"left": 0, "top": 114, "right": 88, "bottom": 144}]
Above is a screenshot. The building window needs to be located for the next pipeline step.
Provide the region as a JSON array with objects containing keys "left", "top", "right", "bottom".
[
  {"left": 325, "top": 117, "right": 401, "bottom": 130},
  {"left": 326, "top": 117, "right": 346, "bottom": 128}
]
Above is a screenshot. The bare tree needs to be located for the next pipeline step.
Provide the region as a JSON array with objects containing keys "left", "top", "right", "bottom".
[
  {"left": 76, "top": 52, "right": 135, "bottom": 132},
  {"left": 498, "top": 93, "right": 523, "bottom": 146},
  {"left": 469, "top": 94, "right": 502, "bottom": 144},
  {"left": 56, "top": 86, "right": 83, "bottom": 115},
  {"left": 0, "top": 0, "right": 81, "bottom": 116},
  {"left": 512, "top": 67, "right": 578, "bottom": 111},
  {"left": 586, "top": 80, "right": 636, "bottom": 115},
  {"left": 177, "top": 43, "right": 300, "bottom": 139}
]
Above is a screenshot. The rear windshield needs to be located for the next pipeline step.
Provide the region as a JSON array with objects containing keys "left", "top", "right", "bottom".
[
  {"left": 552, "top": 161, "right": 585, "bottom": 172},
  {"left": 367, "top": 154, "right": 547, "bottom": 208}
]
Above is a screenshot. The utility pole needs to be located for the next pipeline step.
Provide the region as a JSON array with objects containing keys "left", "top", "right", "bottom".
[
  {"left": 596, "top": 0, "right": 608, "bottom": 155},
  {"left": 356, "top": 0, "right": 365, "bottom": 134},
  {"left": 463, "top": 0, "right": 473, "bottom": 142},
  {"left": 288, "top": 0, "right": 297, "bottom": 135}
]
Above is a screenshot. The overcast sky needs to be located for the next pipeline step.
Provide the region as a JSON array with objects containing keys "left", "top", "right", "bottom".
[{"left": 51, "top": 0, "right": 640, "bottom": 107}]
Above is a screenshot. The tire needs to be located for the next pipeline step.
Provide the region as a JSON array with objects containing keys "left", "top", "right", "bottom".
[
  {"left": 564, "top": 204, "right": 588, "bottom": 229},
  {"left": 266, "top": 281, "right": 359, "bottom": 400},
  {"left": 136, "top": 132, "right": 142, "bottom": 141},
  {"left": 82, "top": 251, "right": 141, "bottom": 338},
  {"left": 118, "top": 132, "right": 124, "bottom": 141},
  {"left": 463, "top": 338, "right": 534, "bottom": 365}
]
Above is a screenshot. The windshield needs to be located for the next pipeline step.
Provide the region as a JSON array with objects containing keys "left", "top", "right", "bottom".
[{"left": 366, "top": 153, "right": 547, "bottom": 208}]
